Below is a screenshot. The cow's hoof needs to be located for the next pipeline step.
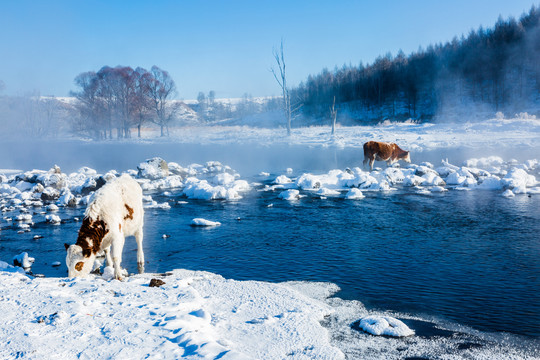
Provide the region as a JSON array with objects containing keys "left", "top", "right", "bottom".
[{"left": 138, "top": 263, "right": 145, "bottom": 274}]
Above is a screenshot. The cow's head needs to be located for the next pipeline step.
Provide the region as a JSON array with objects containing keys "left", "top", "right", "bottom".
[
  {"left": 65, "top": 243, "right": 94, "bottom": 278},
  {"left": 402, "top": 151, "right": 411, "bottom": 163}
]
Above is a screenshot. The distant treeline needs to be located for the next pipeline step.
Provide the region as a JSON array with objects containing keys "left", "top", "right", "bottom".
[
  {"left": 72, "top": 65, "right": 178, "bottom": 139},
  {"left": 293, "top": 6, "right": 540, "bottom": 123}
]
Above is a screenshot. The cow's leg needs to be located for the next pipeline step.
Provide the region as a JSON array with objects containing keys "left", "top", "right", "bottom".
[
  {"left": 135, "top": 227, "right": 144, "bottom": 274},
  {"left": 363, "top": 157, "right": 368, "bottom": 169},
  {"left": 369, "top": 158, "right": 375, "bottom": 171},
  {"left": 111, "top": 233, "right": 125, "bottom": 280},
  {"left": 104, "top": 246, "right": 113, "bottom": 267}
]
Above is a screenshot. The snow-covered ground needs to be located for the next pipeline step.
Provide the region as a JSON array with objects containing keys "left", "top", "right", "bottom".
[
  {"left": 161, "top": 114, "right": 540, "bottom": 152},
  {"left": 1, "top": 264, "right": 537, "bottom": 359},
  {"left": 1, "top": 116, "right": 540, "bottom": 359}
]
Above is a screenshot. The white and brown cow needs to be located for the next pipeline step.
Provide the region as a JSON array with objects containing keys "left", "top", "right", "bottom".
[
  {"left": 65, "top": 174, "right": 144, "bottom": 280},
  {"left": 363, "top": 141, "right": 411, "bottom": 170}
]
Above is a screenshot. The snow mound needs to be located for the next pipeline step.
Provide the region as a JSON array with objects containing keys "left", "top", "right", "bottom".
[
  {"left": 12, "top": 252, "right": 35, "bottom": 269},
  {"left": 45, "top": 214, "right": 61, "bottom": 224},
  {"left": 344, "top": 188, "right": 365, "bottom": 200},
  {"left": 358, "top": 315, "right": 414, "bottom": 337},
  {"left": 279, "top": 189, "right": 300, "bottom": 201},
  {"left": 191, "top": 218, "right": 221, "bottom": 227},
  {"left": 137, "top": 157, "right": 169, "bottom": 180}
]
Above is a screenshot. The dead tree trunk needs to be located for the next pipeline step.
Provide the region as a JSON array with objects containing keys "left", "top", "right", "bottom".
[
  {"left": 330, "top": 96, "right": 337, "bottom": 135},
  {"left": 272, "top": 40, "right": 292, "bottom": 136}
]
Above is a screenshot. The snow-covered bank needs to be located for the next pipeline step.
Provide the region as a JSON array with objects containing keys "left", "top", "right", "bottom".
[
  {"left": 1, "top": 268, "right": 537, "bottom": 360},
  {"left": 0, "top": 268, "right": 343, "bottom": 359},
  {"left": 164, "top": 115, "right": 540, "bottom": 151}
]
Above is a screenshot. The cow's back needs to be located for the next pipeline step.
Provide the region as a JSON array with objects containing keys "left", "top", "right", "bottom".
[
  {"left": 85, "top": 174, "right": 143, "bottom": 237},
  {"left": 364, "top": 141, "right": 392, "bottom": 159}
]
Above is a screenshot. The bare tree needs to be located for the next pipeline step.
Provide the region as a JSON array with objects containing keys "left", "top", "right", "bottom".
[
  {"left": 132, "top": 67, "right": 153, "bottom": 138},
  {"left": 271, "top": 40, "right": 292, "bottom": 135},
  {"left": 330, "top": 96, "right": 337, "bottom": 135},
  {"left": 147, "top": 66, "right": 178, "bottom": 136}
]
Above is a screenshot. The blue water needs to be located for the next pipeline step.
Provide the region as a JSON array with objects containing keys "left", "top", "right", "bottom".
[{"left": 1, "top": 141, "right": 539, "bottom": 339}]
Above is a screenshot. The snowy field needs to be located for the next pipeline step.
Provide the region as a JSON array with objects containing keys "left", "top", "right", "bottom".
[
  {"left": 165, "top": 114, "right": 540, "bottom": 152},
  {"left": 1, "top": 116, "right": 540, "bottom": 359}
]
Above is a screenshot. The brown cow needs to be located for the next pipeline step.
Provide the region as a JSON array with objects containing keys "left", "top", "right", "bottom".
[{"left": 363, "top": 141, "right": 411, "bottom": 170}]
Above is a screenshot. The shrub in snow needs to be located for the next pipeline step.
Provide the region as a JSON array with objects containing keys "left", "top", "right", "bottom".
[
  {"left": 344, "top": 188, "right": 365, "bottom": 200},
  {"left": 358, "top": 315, "right": 414, "bottom": 337},
  {"left": 279, "top": 189, "right": 300, "bottom": 200},
  {"left": 137, "top": 157, "right": 169, "bottom": 179},
  {"left": 191, "top": 218, "right": 221, "bottom": 227}
]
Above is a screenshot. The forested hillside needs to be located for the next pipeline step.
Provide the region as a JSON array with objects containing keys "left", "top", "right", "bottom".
[{"left": 293, "top": 6, "right": 540, "bottom": 123}]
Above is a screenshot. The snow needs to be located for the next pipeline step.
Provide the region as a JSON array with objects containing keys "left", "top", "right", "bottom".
[
  {"left": 0, "top": 270, "right": 343, "bottom": 360},
  {"left": 278, "top": 189, "right": 300, "bottom": 201},
  {"left": 358, "top": 315, "right": 415, "bottom": 337},
  {"left": 158, "top": 116, "right": 540, "bottom": 152},
  {"left": 45, "top": 214, "right": 61, "bottom": 224},
  {"left": 12, "top": 252, "right": 35, "bottom": 269},
  {"left": 344, "top": 188, "right": 365, "bottom": 200},
  {"left": 191, "top": 218, "right": 221, "bottom": 227},
  {"left": 0, "top": 116, "right": 539, "bottom": 359}
]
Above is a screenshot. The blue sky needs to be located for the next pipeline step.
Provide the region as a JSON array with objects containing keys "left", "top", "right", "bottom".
[{"left": 0, "top": 0, "right": 537, "bottom": 99}]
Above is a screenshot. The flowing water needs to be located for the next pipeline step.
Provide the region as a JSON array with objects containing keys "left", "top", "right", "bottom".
[{"left": 1, "top": 140, "right": 539, "bottom": 341}]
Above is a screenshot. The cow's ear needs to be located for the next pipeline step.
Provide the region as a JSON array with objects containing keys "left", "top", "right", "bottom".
[{"left": 64, "top": 243, "right": 70, "bottom": 251}]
